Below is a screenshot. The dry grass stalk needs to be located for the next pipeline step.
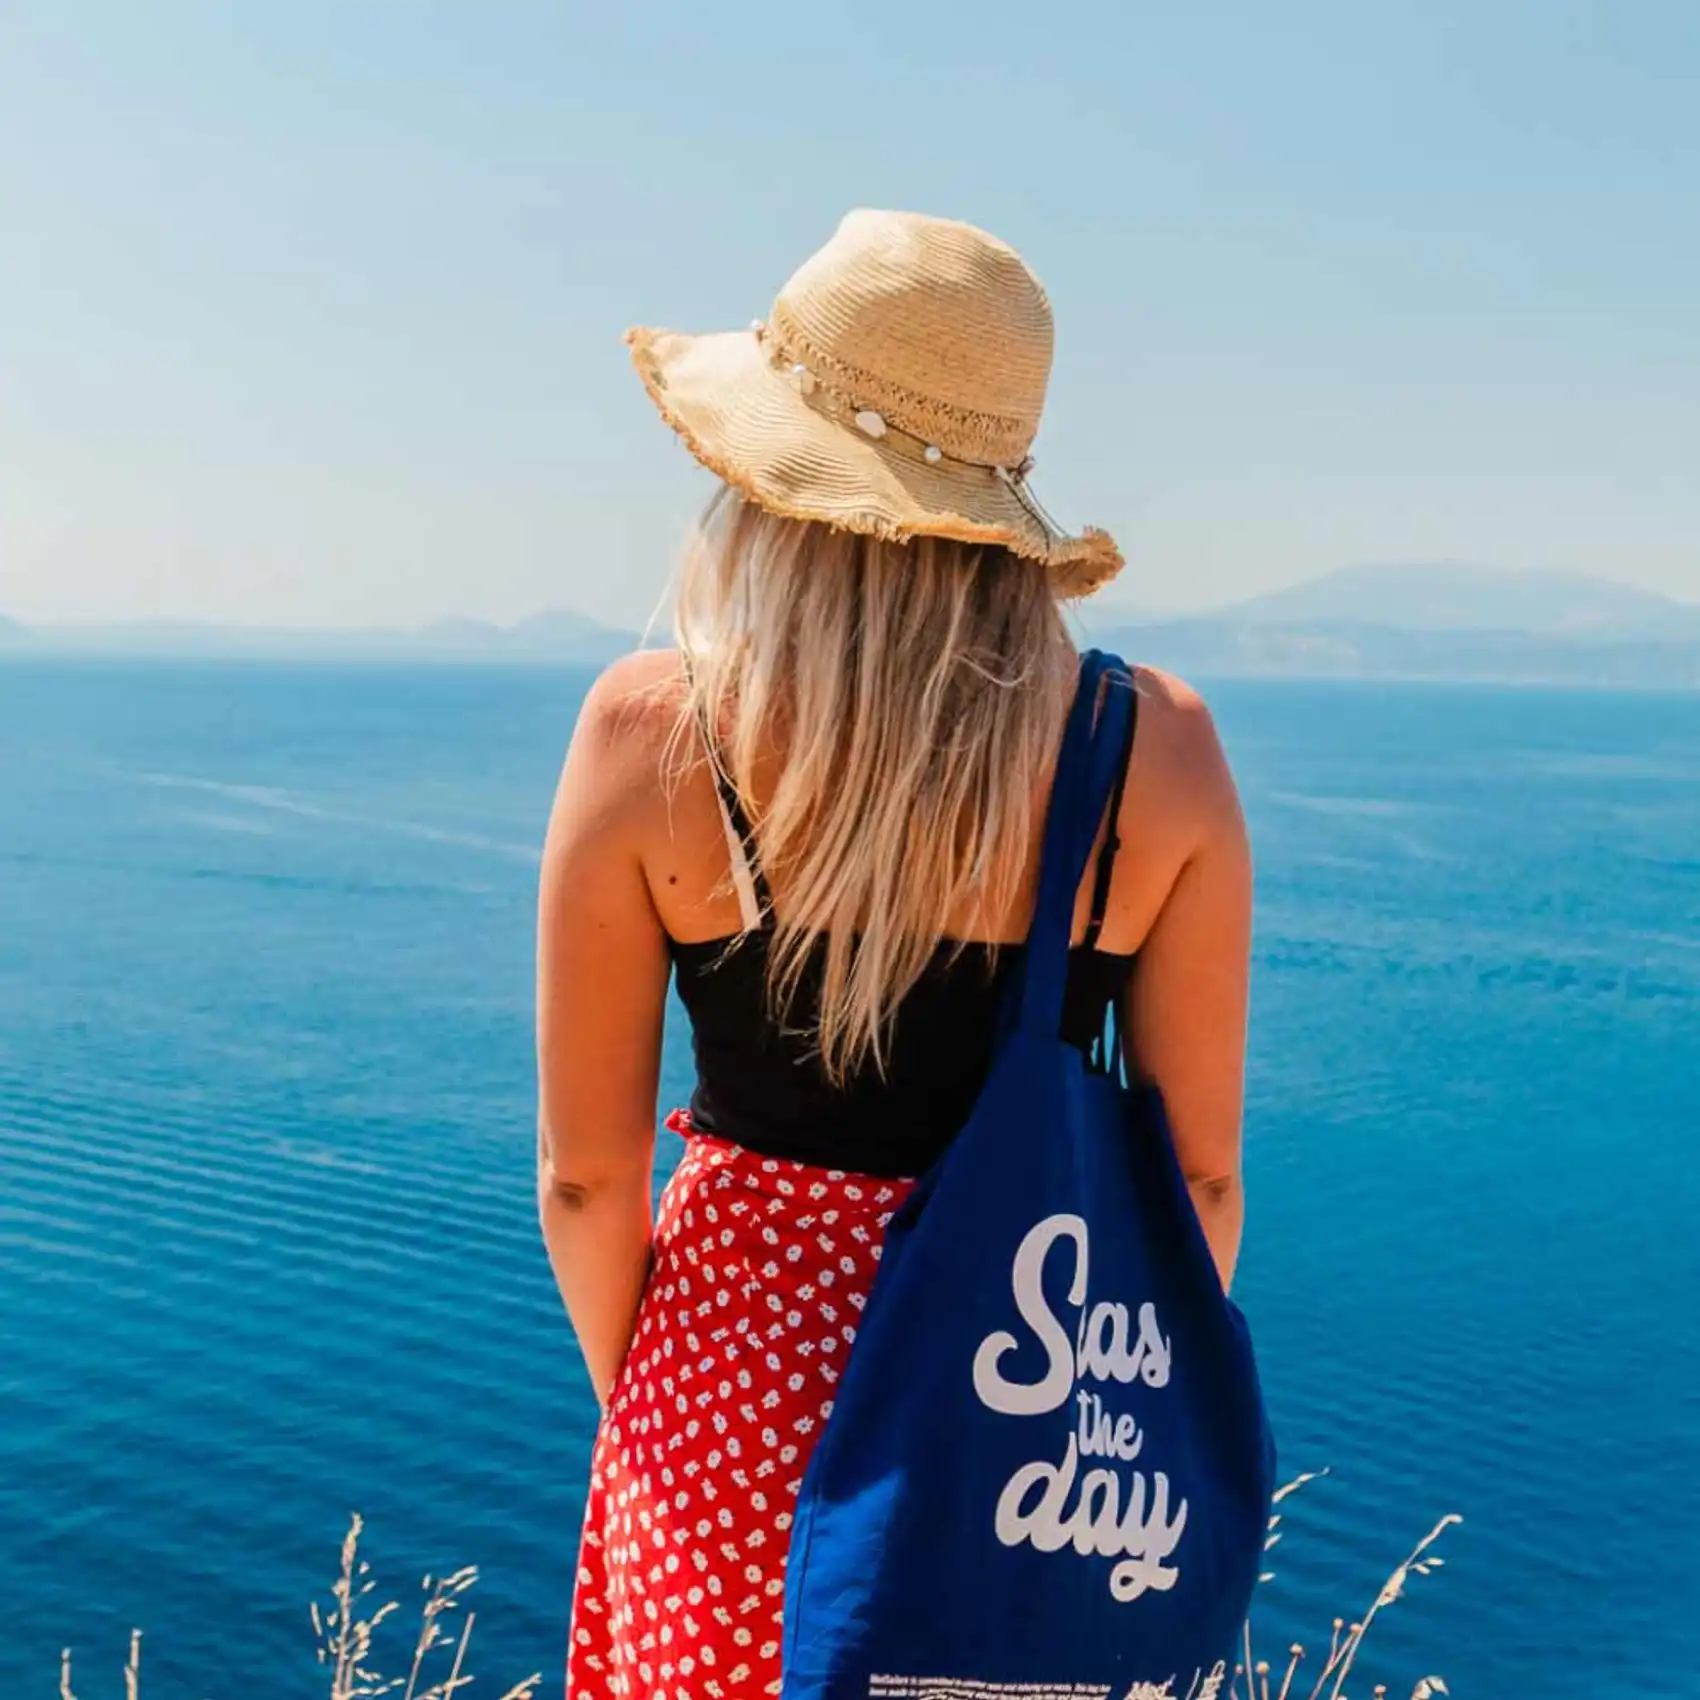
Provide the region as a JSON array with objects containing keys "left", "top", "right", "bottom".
[
  {"left": 54, "top": 1495, "right": 1451, "bottom": 1700},
  {"left": 310, "top": 1515, "right": 541, "bottom": 1700},
  {"left": 1228, "top": 1472, "right": 1460, "bottom": 1700},
  {"left": 428, "top": 1609, "right": 476, "bottom": 1700},
  {"left": 1322, "top": 1515, "right": 1461, "bottom": 1699},
  {"left": 57, "top": 1515, "right": 541, "bottom": 1700},
  {"left": 400, "top": 1566, "right": 477, "bottom": 1700},
  {"left": 312, "top": 1512, "right": 400, "bottom": 1698},
  {"left": 58, "top": 1631, "right": 142, "bottom": 1700}
]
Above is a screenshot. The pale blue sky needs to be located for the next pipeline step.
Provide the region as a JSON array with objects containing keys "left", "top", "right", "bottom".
[{"left": 2, "top": 0, "right": 1696, "bottom": 629}]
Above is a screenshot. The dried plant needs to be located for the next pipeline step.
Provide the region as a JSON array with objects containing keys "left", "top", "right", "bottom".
[
  {"left": 54, "top": 1488, "right": 1453, "bottom": 1700},
  {"left": 311, "top": 1512, "right": 400, "bottom": 1698},
  {"left": 307, "top": 1515, "right": 539, "bottom": 1700},
  {"left": 399, "top": 1565, "right": 479, "bottom": 1700},
  {"left": 1228, "top": 1469, "right": 1461, "bottom": 1700},
  {"left": 57, "top": 1516, "right": 541, "bottom": 1700}
]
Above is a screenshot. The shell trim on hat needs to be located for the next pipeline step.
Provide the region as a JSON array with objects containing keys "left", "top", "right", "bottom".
[
  {"left": 765, "top": 300, "right": 1032, "bottom": 470},
  {"left": 759, "top": 320, "right": 1024, "bottom": 480}
]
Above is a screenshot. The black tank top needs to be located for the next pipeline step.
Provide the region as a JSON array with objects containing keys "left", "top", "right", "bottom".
[{"left": 669, "top": 702, "right": 1139, "bottom": 1179}]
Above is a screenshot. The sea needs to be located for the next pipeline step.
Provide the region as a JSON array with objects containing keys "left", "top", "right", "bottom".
[{"left": 2, "top": 658, "right": 1697, "bottom": 1698}]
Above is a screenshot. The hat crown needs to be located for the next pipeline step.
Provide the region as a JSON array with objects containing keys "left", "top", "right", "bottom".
[{"left": 770, "top": 210, "right": 1053, "bottom": 468}]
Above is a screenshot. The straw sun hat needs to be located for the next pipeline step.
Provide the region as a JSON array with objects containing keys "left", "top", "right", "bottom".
[{"left": 626, "top": 209, "right": 1122, "bottom": 598}]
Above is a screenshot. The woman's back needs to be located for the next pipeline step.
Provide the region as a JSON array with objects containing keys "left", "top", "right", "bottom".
[{"left": 547, "top": 641, "right": 1246, "bottom": 1180}]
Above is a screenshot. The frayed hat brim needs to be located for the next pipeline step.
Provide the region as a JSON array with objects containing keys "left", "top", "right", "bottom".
[{"left": 627, "top": 325, "right": 1122, "bottom": 599}]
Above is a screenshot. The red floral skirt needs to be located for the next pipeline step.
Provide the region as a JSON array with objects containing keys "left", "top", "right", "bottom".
[{"left": 567, "top": 1114, "right": 915, "bottom": 1699}]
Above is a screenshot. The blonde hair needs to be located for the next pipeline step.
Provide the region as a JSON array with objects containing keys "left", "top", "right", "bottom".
[{"left": 675, "top": 490, "right": 1076, "bottom": 1084}]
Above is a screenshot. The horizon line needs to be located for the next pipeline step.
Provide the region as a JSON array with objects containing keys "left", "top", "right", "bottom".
[{"left": 5, "top": 561, "right": 1699, "bottom": 636}]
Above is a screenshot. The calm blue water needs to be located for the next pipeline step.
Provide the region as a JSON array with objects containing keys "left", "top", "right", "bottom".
[{"left": 2, "top": 659, "right": 1697, "bottom": 1697}]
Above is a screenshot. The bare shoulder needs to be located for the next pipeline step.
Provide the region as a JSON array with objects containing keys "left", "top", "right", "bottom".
[
  {"left": 576, "top": 648, "right": 687, "bottom": 745},
  {"left": 1126, "top": 665, "right": 1245, "bottom": 844},
  {"left": 1134, "top": 664, "right": 1230, "bottom": 765},
  {"left": 568, "top": 648, "right": 689, "bottom": 778},
  {"left": 549, "top": 648, "right": 688, "bottom": 837},
  {"left": 1131, "top": 663, "right": 1216, "bottom": 735}
]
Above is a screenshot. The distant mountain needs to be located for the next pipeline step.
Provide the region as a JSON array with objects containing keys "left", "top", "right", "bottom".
[
  {"left": 1217, "top": 562, "right": 1700, "bottom": 639},
  {"left": 0, "top": 614, "right": 29, "bottom": 648},
  {"left": 1092, "top": 565, "right": 1700, "bottom": 688},
  {"left": 407, "top": 609, "right": 645, "bottom": 660},
  {"left": 509, "top": 608, "right": 658, "bottom": 658},
  {"left": 1096, "top": 616, "right": 1700, "bottom": 688},
  {"left": 6, "top": 610, "right": 640, "bottom": 665}
]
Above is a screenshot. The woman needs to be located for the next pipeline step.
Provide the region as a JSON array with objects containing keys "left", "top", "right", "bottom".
[{"left": 538, "top": 210, "right": 1252, "bottom": 1698}]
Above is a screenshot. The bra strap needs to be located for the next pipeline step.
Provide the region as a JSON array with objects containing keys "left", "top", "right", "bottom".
[{"left": 697, "top": 707, "right": 774, "bottom": 932}]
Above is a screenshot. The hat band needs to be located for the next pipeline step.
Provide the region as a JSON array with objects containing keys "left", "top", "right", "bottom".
[
  {"left": 749, "top": 319, "right": 1058, "bottom": 539},
  {"left": 761, "top": 302, "right": 1035, "bottom": 470}
]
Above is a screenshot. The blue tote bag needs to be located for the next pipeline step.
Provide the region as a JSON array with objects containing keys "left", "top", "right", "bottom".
[{"left": 782, "top": 651, "right": 1274, "bottom": 1699}]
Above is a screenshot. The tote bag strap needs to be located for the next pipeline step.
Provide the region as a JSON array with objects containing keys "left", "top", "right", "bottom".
[{"left": 1012, "top": 649, "right": 1136, "bottom": 1040}]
